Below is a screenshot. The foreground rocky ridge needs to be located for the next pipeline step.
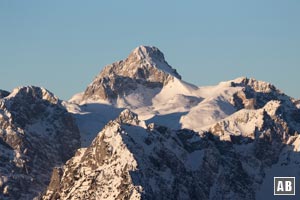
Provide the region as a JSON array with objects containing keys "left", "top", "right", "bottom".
[{"left": 43, "top": 105, "right": 300, "bottom": 199}]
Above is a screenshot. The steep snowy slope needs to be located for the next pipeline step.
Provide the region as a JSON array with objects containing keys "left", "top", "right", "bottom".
[
  {"left": 180, "top": 80, "right": 241, "bottom": 131},
  {"left": 0, "top": 86, "right": 80, "bottom": 199},
  {"left": 151, "top": 78, "right": 201, "bottom": 113}
]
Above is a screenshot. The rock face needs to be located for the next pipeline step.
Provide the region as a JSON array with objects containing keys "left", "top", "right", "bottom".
[
  {"left": 81, "top": 46, "right": 181, "bottom": 104},
  {"left": 0, "top": 86, "right": 80, "bottom": 199}
]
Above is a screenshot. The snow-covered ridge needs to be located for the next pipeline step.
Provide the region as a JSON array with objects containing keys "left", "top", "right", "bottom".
[
  {"left": 230, "top": 76, "right": 279, "bottom": 93},
  {"left": 7, "top": 86, "right": 58, "bottom": 104}
]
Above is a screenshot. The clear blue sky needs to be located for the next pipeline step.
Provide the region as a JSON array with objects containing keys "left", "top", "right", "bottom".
[{"left": 1, "top": 0, "right": 299, "bottom": 100}]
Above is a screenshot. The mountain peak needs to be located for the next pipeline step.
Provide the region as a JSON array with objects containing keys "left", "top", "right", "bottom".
[
  {"left": 8, "top": 86, "right": 58, "bottom": 104},
  {"left": 130, "top": 45, "right": 165, "bottom": 61},
  {"left": 80, "top": 45, "right": 181, "bottom": 103},
  {"left": 116, "top": 109, "right": 140, "bottom": 126},
  {"left": 230, "top": 77, "right": 278, "bottom": 93},
  {"left": 126, "top": 45, "right": 181, "bottom": 79}
]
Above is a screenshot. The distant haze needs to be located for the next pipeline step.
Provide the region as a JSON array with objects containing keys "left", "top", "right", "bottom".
[{"left": 0, "top": 1, "right": 299, "bottom": 100}]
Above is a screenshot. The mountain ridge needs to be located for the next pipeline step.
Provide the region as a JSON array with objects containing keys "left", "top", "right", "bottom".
[{"left": 1, "top": 46, "right": 300, "bottom": 199}]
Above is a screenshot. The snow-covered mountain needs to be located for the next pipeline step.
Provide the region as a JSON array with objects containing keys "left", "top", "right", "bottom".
[
  {"left": 1, "top": 46, "right": 300, "bottom": 199},
  {"left": 0, "top": 86, "right": 80, "bottom": 199}
]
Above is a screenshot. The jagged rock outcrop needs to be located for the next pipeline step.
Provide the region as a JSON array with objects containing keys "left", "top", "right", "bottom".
[
  {"left": 230, "top": 77, "right": 289, "bottom": 110},
  {"left": 0, "top": 86, "right": 80, "bottom": 199}
]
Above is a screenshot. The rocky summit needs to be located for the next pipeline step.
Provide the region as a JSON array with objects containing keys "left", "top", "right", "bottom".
[
  {"left": 1, "top": 46, "right": 300, "bottom": 200},
  {"left": 79, "top": 46, "right": 181, "bottom": 104}
]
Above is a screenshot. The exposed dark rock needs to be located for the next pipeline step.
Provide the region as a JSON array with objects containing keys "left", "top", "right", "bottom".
[{"left": 0, "top": 90, "right": 9, "bottom": 98}]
